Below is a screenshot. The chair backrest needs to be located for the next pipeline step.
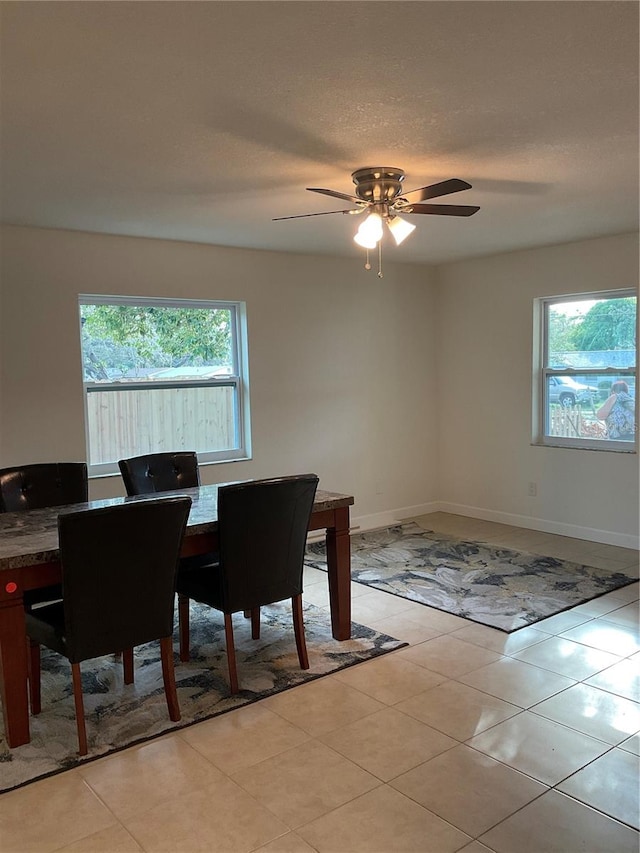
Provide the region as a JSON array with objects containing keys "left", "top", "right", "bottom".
[
  {"left": 59, "top": 496, "right": 192, "bottom": 662},
  {"left": 118, "top": 452, "right": 200, "bottom": 496},
  {"left": 217, "top": 474, "right": 319, "bottom": 613},
  {"left": 0, "top": 462, "right": 88, "bottom": 513}
]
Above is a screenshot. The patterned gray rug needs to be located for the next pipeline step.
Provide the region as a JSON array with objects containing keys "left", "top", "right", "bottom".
[
  {"left": 306, "top": 523, "right": 639, "bottom": 634},
  {"left": 0, "top": 601, "right": 404, "bottom": 793}
]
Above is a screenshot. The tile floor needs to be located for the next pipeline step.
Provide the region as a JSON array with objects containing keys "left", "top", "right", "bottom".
[{"left": 1, "top": 512, "right": 638, "bottom": 853}]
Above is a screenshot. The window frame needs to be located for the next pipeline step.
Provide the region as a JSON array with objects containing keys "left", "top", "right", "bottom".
[
  {"left": 78, "top": 294, "right": 251, "bottom": 477},
  {"left": 534, "top": 288, "right": 637, "bottom": 452}
]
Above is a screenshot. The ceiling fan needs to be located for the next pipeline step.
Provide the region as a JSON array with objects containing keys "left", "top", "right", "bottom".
[{"left": 274, "top": 167, "right": 480, "bottom": 276}]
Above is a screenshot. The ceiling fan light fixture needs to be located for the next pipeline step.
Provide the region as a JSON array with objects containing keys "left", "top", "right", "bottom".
[
  {"left": 386, "top": 214, "right": 416, "bottom": 246},
  {"left": 275, "top": 169, "right": 478, "bottom": 277},
  {"left": 353, "top": 231, "right": 377, "bottom": 250},
  {"left": 354, "top": 211, "right": 383, "bottom": 248}
]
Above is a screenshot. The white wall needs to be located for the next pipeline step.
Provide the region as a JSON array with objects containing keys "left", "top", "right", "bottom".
[
  {"left": 0, "top": 226, "right": 439, "bottom": 525},
  {"left": 0, "top": 226, "right": 637, "bottom": 546},
  {"left": 434, "top": 233, "right": 639, "bottom": 547}
]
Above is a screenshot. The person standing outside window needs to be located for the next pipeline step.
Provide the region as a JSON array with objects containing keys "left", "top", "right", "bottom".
[{"left": 596, "top": 380, "right": 635, "bottom": 440}]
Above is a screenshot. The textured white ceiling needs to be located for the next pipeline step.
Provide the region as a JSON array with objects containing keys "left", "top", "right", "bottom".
[{"left": 1, "top": 1, "right": 638, "bottom": 265}]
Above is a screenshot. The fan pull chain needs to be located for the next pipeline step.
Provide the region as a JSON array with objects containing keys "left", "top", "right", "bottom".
[{"left": 363, "top": 243, "right": 383, "bottom": 276}]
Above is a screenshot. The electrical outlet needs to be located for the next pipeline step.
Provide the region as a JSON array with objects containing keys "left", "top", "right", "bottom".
[{"left": 527, "top": 482, "right": 537, "bottom": 497}]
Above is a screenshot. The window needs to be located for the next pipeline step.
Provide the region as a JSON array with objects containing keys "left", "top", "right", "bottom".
[
  {"left": 535, "top": 290, "right": 636, "bottom": 451},
  {"left": 79, "top": 296, "right": 251, "bottom": 476}
]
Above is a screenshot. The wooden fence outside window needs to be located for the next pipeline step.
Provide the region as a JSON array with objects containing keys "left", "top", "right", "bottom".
[
  {"left": 87, "top": 385, "right": 236, "bottom": 465},
  {"left": 549, "top": 406, "right": 607, "bottom": 439}
]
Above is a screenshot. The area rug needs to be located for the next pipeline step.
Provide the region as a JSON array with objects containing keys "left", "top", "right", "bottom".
[
  {"left": 306, "top": 523, "right": 639, "bottom": 634},
  {"left": 0, "top": 601, "right": 404, "bottom": 793}
]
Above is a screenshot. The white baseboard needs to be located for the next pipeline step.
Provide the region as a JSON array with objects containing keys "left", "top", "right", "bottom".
[
  {"left": 307, "top": 502, "right": 440, "bottom": 544},
  {"left": 433, "top": 501, "right": 640, "bottom": 551},
  {"left": 352, "top": 503, "right": 440, "bottom": 535},
  {"left": 311, "top": 500, "right": 639, "bottom": 551}
]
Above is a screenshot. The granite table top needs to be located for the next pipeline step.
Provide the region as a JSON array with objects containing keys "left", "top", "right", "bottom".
[{"left": 0, "top": 484, "right": 354, "bottom": 571}]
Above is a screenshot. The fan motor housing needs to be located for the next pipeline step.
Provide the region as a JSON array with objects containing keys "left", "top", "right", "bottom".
[{"left": 351, "top": 167, "right": 405, "bottom": 203}]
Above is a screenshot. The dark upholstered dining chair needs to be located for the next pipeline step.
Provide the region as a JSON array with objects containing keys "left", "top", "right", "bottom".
[
  {"left": 118, "top": 451, "right": 200, "bottom": 496},
  {"left": 0, "top": 462, "right": 88, "bottom": 608},
  {"left": 118, "top": 451, "right": 215, "bottom": 571},
  {"left": 176, "top": 474, "right": 319, "bottom": 694},
  {"left": 0, "top": 462, "right": 88, "bottom": 513},
  {"left": 25, "top": 496, "right": 192, "bottom": 756}
]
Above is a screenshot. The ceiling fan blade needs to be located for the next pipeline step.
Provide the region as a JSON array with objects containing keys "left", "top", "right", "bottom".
[
  {"left": 273, "top": 208, "right": 359, "bottom": 221},
  {"left": 307, "top": 187, "right": 362, "bottom": 204},
  {"left": 405, "top": 203, "right": 480, "bottom": 217},
  {"left": 400, "top": 178, "right": 472, "bottom": 204}
]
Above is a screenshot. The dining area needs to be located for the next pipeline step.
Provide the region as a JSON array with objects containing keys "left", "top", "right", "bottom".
[{"left": 0, "top": 456, "right": 356, "bottom": 761}]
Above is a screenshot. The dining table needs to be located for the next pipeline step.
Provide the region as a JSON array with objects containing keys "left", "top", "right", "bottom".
[{"left": 0, "top": 482, "right": 354, "bottom": 748}]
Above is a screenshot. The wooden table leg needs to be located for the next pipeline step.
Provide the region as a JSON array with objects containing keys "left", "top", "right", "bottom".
[
  {"left": 325, "top": 506, "right": 352, "bottom": 640},
  {"left": 0, "top": 581, "right": 31, "bottom": 747}
]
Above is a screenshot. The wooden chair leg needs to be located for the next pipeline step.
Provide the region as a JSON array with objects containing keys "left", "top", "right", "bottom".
[
  {"left": 71, "top": 662, "right": 88, "bottom": 756},
  {"left": 160, "top": 636, "right": 180, "bottom": 722},
  {"left": 292, "top": 594, "right": 309, "bottom": 670},
  {"left": 250, "top": 606, "right": 260, "bottom": 640},
  {"left": 223, "top": 613, "right": 239, "bottom": 694},
  {"left": 178, "top": 593, "right": 190, "bottom": 662},
  {"left": 28, "top": 639, "right": 41, "bottom": 715},
  {"left": 122, "top": 648, "right": 134, "bottom": 684}
]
